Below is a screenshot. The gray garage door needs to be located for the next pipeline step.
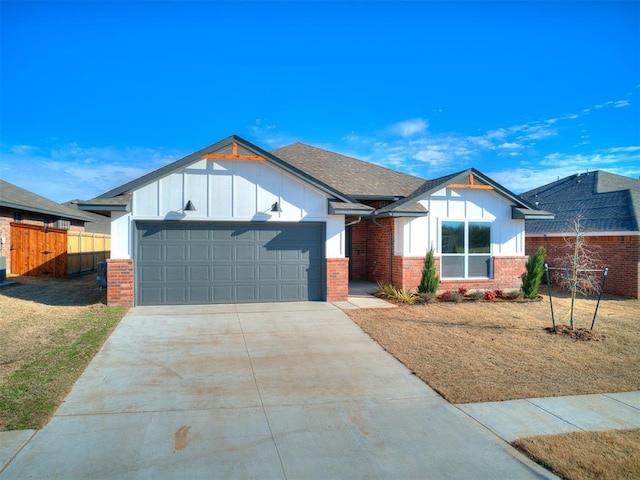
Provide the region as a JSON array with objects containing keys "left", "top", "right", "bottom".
[{"left": 135, "top": 222, "right": 324, "bottom": 305}]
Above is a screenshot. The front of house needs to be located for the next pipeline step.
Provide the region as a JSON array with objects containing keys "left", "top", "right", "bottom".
[{"left": 80, "top": 135, "right": 550, "bottom": 306}]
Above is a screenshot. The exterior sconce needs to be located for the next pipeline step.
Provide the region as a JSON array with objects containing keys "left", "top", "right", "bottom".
[
  {"left": 271, "top": 201, "right": 283, "bottom": 213},
  {"left": 184, "top": 200, "right": 196, "bottom": 211}
]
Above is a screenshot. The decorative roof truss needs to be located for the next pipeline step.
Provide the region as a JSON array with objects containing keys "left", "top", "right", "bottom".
[
  {"left": 448, "top": 173, "right": 494, "bottom": 190},
  {"left": 202, "top": 142, "right": 266, "bottom": 161}
]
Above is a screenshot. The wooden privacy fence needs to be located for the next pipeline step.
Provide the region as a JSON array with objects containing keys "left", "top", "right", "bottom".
[{"left": 67, "top": 231, "right": 111, "bottom": 275}]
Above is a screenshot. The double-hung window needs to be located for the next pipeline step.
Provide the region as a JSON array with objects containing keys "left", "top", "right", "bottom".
[{"left": 441, "top": 221, "right": 492, "bottom": 278}]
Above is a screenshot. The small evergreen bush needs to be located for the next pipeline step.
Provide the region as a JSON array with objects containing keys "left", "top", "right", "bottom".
[
  {"left": 521, "top": 246, "right": 546, "bottom": 299},
  {"left": 418, "top": 248, "right": 439, "bottom": 294}
]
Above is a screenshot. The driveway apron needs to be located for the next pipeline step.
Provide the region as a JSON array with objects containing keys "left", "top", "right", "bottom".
[{"left": 0, "top": 303, "right": 555, "bottom": 479}]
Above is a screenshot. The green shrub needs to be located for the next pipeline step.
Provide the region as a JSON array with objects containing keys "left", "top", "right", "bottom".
[
  {"left": 521, "top": 246, "right": 546, "bottom": 299},
  {"left": 418, "top": 248, "right": 439, "bottom": 294}
]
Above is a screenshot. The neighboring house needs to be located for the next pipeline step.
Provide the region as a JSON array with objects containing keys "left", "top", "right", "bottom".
[
  {"left": 0, "top": 179, "right": 93, "bottom": 277},
  {"left": 522, "top": 170, "right": 640, "bottom": 298},
  {"left": 64, "top": 200, "right": 112, "bottom": 234},
  {"left": 78, "top": 135, "right": 551, "bottom": 307}
]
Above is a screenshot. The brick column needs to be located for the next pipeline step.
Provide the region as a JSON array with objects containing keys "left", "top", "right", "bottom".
[
  {"left": 326, "top": 257, "right": 349, "bottom": 302},
  {"left": 107, "top": 258, "right": 134, "bottom": 307}
]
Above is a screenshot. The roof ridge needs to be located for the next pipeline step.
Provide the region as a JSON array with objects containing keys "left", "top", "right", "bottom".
[{"left": 273, "top": 142, "right": 425, "bottom": 182}]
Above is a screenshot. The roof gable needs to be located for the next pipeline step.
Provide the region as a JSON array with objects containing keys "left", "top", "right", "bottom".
[
  {"left": 0, "top": 179, "right": 93, "bottom": 222},
  {"left": 521, "top": 170, "right": 640, "bottom": 234},
  {"left": 378, "top": 168, "right": 552, "bottom": 218},
  {"left": 97, "top": 135, "right": 354, "bottom": 204},
  {"left": 271, "top": 143, "right": 425, "bottom": 199}
]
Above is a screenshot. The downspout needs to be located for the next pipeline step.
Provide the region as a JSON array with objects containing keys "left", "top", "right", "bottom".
[
  {"left": 372, "top": 217, "right": 393, "bottom": 285},
  {"left": 345, "top": 217, "right": 362, "bottom": 227}
]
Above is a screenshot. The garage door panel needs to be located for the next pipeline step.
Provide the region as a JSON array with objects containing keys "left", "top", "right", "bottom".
[
  {"left": 166, "top": 266, "right": 186, "bottom": 282},
  {"left": 213, "top": 265, "right": 233, "bottom": 281},
  {"left": 189, "top": 244, "right": 209, "bottom": 261},
  {"left": 236, "top": 265, "right": 255, "bottom": 281},
  {"left": 190, "top": 265, "right": 210, "bottom": 281},
  {"left": 213, "top": 245, "right": 233, "bottom": 260},
  {"left": 166, "top": 245, "right": 186, "bottom": 261},
  {"left": 213, "top": 285, "right": 233, "bottom": 302},
  {"left": 136, "top": 222, "right": 324, "bottom": 305},
  {"left": 166, "top": 286, "right": 187, "bottom": 303},
  {"left": 236, "top": 245, "right": 255, "bottom": 261},
  {"left": 258, "top": 265, "right": 277, "bottom": 280},
  {"left": 140, "top": 287, "right": 162, "bottom": 304},
  {"left": 140, "top": 266, "right": 162, "bottom": 282},
  {"left": 236, "top": 285, "right": 257, "bottom": 302},
  {"left": 189, "top": 286, "right": 211, "bottom": 303},
  {"left": 141, "top": 245, "right": 162, "bottom": 261}
]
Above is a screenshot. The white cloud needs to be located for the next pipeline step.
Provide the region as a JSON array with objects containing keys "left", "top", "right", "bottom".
[
  {"left": 389, "top": 118, "right": 428, "bottom": 137},
  {"left": 497, "top": 142, "right": 522, "bottom": 149},
  {"left": 615, "top": 100, "right": 630, "bottom": 108},
  {"left": 0, "top": 143, "right": 183, "bottom": 202},
  {"left": 490, "top": 146, "right": 640, "bottom": 193}
]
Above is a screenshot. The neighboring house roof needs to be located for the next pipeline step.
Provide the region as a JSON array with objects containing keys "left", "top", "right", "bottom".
[
  {"left": 0, "top": 179, "right": 93, "bottom": 223},
  {"left": 377, "top": 168, "right": 554, "bottom": 219},
  {"left": 271, "top": 143, "right": 425, "bottom": 199},
  {"left": 64, "top": 200, "right": 112, "bottom": 233},
  {"left": 521, "top": 170, "right": 640, "bottom": 234}
]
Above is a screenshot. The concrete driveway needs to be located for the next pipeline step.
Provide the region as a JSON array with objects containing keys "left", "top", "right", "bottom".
[{"left": 1, "top": 302, "right": 554, "bottom": 479}]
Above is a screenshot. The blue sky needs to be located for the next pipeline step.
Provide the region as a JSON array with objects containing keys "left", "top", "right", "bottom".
[{"left": 1, "top": 0, "right": 639, "bottom": 202}]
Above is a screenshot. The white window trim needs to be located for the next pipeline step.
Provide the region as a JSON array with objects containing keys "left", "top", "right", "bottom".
[{"left": 439, "top": 219, "right": 493, "bottom": 279}]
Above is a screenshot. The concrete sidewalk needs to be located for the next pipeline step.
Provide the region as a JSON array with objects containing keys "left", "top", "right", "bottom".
[
  {"left": 457, "top": 391, "right": 640, "bottom": 442},
  {"left": 0, "top": 302, "right": 553, "bottom": 479}
]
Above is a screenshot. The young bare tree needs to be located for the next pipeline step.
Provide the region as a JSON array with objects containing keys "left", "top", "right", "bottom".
[{"left": 552, "top": 215, "right": 604, "bottom": 329}]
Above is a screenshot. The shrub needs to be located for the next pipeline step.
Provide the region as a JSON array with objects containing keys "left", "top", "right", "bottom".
[
  {"left": 521, "top": 246, "right": 546, "bottom": 299},
  {"left": 484, "top": 290, "right": 497, "bottom": 301},
  {"left": 439, "top": 290, "right": 461, "bottom": 303},
  {"left": 417, "top": 292, "right": 437, "bottom": 304},
  {"left": 418, "top": 248, "right": 439, "bottom": 294},
  {"left": 458, "top": 287, "right": 468, "bottom": 296},
  {"left": 374, "top": 283, "right": 417, "bottom": 304},
  {"left": 469, "top": 290, "right": 484, "bottom": 301}
]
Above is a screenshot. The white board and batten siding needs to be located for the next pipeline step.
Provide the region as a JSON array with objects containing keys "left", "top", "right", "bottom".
[
  {"left": 394, "top": 187, "right": 525, "bottom": 257},
  {"left": 109, "top": 158, "right": 346, "bottom": 259}
]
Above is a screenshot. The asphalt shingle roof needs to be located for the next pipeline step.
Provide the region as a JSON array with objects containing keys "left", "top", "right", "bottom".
[
  {"left": 521, "top": 171, "right": 640, "bottom": 234},
  {"left": 0, "top": 179, "right": 93, "bottom": 222},
  {"left": 271, "top": 143, "right": 425, "bottom": 199}
]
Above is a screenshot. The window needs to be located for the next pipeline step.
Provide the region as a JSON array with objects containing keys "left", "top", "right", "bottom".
[
  {"left": 13, "top": 212, "right": 23, "bottom": 222},
  {"left": 441, "top": 221, "right": 491, "bottom": 278},
  {"left": 55, "top": 218, "right": 71, "bottom": 230}
]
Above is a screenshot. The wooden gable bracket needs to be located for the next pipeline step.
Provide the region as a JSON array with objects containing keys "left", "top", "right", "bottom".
[
  {"left": 447, "top": 173, "right": 494, "bottom": 190},
  {"left": 201, "top": 142, "right": 266, "bottom": 161}
]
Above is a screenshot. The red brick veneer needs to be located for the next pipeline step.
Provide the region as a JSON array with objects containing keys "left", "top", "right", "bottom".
[
  {"left": 326, "top": 257, "right": 349, "bottom": 302},
  {"left": 107, "top": 258, "right": 134, "bottom": 306},
  {"left": 527, "top": 235, "right": 639, "bottom": 298}
]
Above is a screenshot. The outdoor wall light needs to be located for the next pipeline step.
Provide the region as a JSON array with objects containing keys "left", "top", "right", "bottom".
[
  {"left": 184, "top": 200, "right": 196, "bottom": 211},
  {"left": 270, "top": 201, "right": 283, "bottom": 213}
]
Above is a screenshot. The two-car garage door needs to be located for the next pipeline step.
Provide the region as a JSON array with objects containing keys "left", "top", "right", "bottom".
[{"left": 136, "top": 222, "right": 324, "bottom": 305}]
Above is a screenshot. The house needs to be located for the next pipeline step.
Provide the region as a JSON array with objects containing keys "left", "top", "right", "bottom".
[
  {"left": 521, "top": 170, "right": 640, "bottom": 298},
  {"left": 0, "top": 179, "right": 94, "bottom": 277},
  {"left": 64, "top": 200, "right": 111, "bottom": 234},
  {"left": 78, "top": 135, "right": 551, "bottom": 306}
]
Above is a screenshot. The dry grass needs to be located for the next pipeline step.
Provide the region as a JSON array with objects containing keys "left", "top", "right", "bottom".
[
  {"left": 0, "top": 274, "right": 108, "bottom": 384},
  {"left": 347, "top": 292, "right": 639, "bottom": 403},
  {"left": 347, "top": 291, "right": 640, "bottom": 479},
  {"left": 0, "top": 274, "right": 126, "bottom": 430},
  {"left": 514, "top": 429, "right": 640, "bottom": 480}
]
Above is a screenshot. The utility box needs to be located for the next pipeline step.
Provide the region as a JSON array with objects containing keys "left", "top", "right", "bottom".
[
  {"left": 0, "top": 256, "right": 6, "bottom": 283},
  {"left": 97, "top": 261, "right": 107, "bottom": 288}
]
